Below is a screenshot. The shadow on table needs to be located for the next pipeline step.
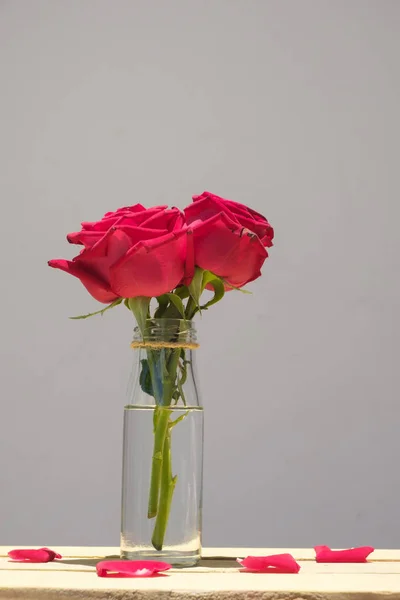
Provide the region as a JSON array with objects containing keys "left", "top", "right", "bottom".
[
  {"left": 60, "top": 557, "right": 119, "bottom": 568},
  {"left": 59, "top": 557, "right": 239, "bottom": 569}
]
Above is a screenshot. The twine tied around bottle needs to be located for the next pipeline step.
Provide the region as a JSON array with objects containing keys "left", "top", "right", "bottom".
[{"left": 130, "top": 341, "right": 200, "bottom": 350}]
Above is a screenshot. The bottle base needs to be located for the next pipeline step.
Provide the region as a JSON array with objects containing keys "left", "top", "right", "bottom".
[{"left": 120, "top": 548, "right": 201, "bottom": 567}]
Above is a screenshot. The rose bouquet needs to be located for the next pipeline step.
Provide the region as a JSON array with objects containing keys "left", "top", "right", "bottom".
[{"left": 49, "top": 191, "right": 273, "bottom": 560}]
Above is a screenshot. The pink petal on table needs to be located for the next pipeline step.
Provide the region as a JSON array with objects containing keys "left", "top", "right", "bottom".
[
  {"left": 41, "top": 548, "right": 62, "bottom": 560},
  {"left": 96, "top": 560, "right": 171, "bottom": 578},
  {"left": 8, "top": 548, "right": 62, "bottom": 562},
  {"left": 237, "top": 553, "right": 300, "bottom": 573},
  {"left": 314, "top": 546, "right": 374, "bottom": 563}
]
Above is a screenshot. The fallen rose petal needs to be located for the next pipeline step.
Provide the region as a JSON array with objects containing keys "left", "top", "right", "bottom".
[
  {"left": 314, "top": 546, "right": 374, "bottom": 563},
  {"left": 237, "top": 554, "right": 300, "bottom": 573},
  {"left": 41, "top": 548, "right": 62, "bottom": 560},
  {"left": 8, "top": 548, "right": 62, "bottom": 562},
  {"left": 96, "top": 560, "right": 171, "bottom": 578}
]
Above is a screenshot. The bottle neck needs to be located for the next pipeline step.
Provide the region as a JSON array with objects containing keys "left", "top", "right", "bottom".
[
  {"left": 132, "top": 318, "right": 198, "bottom": 348},
  {"left": 129, "top": 319, "right": 200, "bottom": 408}
]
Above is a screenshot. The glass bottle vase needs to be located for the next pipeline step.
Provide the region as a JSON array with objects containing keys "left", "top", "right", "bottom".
[{"left": 120, "top": 319, "right": 203, "bottom": 567}]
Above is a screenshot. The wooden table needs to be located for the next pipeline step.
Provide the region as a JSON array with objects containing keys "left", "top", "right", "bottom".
[{"left": 2, "top": 546, "right": 400, "bottom": 599}]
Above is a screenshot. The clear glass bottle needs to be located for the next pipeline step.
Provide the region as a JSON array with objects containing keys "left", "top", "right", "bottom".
[{"left": 120, "top": 319, "right": 203, "bottom": 567}]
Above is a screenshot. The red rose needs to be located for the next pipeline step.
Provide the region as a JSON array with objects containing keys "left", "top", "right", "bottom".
[
  {"left": 67, "top": 204, "right": 185, "bottom": 247},
  {"left": 189, "top": 191, "right": 274, "bottom": 247},
  {"left": 184, "top": 192, "right": 273, "bottom": 288},
  {"left": 49, "top": 205, "right": 191, "bottom": 302}
]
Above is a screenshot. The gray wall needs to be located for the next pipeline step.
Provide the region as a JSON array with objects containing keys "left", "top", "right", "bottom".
[{"left": 1, "top": 0, "right": 399, "bottom": 549}]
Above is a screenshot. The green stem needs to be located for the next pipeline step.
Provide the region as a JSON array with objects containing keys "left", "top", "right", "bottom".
[
  {"left": 163, "top": 348, "right": 181, "bottom": 401},
  {"left": 147, "top": 406, "right": 171, "bottom": 518},
  {"left": 185, "top": 296, "right": 197, "bottom": 320},
  {"left": 146, "top": 323, "right": 187, "bottom": 550},
  {"left": 151, "top": 427, "right": 177, "bottom": 551},
  {"left": 147, "top": 346, "right": 180, "bottom": 520}
]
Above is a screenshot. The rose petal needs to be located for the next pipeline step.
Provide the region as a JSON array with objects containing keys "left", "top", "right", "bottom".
[
  {"left": 8, "top": 548, "right": 62, "bottom": 563},
  {"left": 96, "top": 560, "right": 171, "bottom": 578},
  {"left": 73, "top": 226, "right": 161, "bottom": 284},
  {"left": 48, "top": 259, "right": 119, "bottom": 304},
  {"left": 49, "top": 225, "right": 131, "bottom": 304},
  {"left": 82, "top": 204, "right": 149, "bottom": 231},
  {"left": 314, "top": 546, "right": 374, "bottom": 563},
  {"left": 67, "top": 230, "right": 104, "bottom": 248},
  {"left": 183, "top": 229, "right": 195, "bottom": 285},
  {"left": 103, "top": 204, "right": 146, "bottom": 218},
  {"left": 110, "top": 229, "right": 188, "bottom": 297},
  {"left": 237, "top": 554, "right": 300, "bottom": 573},
  {"left": 114, "top": 225, "right": 169, "bottom": 246},
  {"left": 140, "top": 207, "right": 185, "bottom": 231},
  {"left": 41, "top": 547, "right": 62, "bottom": 560},
  {"left": 96, "top": 205, "right": 168, "bottom": 231},
  {"left": 187, "top": 194, "right": 240, "bottom": 226},
  {"left": 190, "top": 191, "right": 274, "bottom": 248}
]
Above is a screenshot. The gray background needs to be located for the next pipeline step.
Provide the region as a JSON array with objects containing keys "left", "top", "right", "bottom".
[{"left": 1, "top": 0, "right": 399, "bottom": 549}]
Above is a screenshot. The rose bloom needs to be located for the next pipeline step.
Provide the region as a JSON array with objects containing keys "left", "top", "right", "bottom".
[
  {"left": 184, "top": 191, "right": 274, "bottom": 289},
  {"left": 48, "top": 205, "right": 191, "bottom": 302}
]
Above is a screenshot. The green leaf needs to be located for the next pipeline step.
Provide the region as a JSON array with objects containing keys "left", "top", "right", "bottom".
[
  {"left": 155, "top": 292, "right": 186, "bottom": 319},
  {"left": 178, "top": 350, "right": 188, "bottom": 386},
  {"left": 174, "top": 286, "right": 190, "bottom": 300},
  {"left": 176, "top": 370, "right": 186, "bottom": 406},
  {"left": 69, "top": 298, "right": 122, "bottom": 320},
  {"left": 201, "top": 271, "right": 225, "bottom": 310},
  {"left": 223, "top": 281, "right": 253, "bottom": 294},
  {"left": 139, "top": 359, "right": 154, "bottom": 396},
  {"left": 154, "top": 295, "right": 169, "bottom": 318},
  {"left": 164, "top": 293, "right": 186, "bottom": 318},
  {"left": 188, "top": 267, "right": 204, "bottom": 309},
  {"left": 127, "top": 296, "right": 151, "bottom": 333},
  {"left": 187, "top": 268, "right": 226, "bottom": 316}
]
